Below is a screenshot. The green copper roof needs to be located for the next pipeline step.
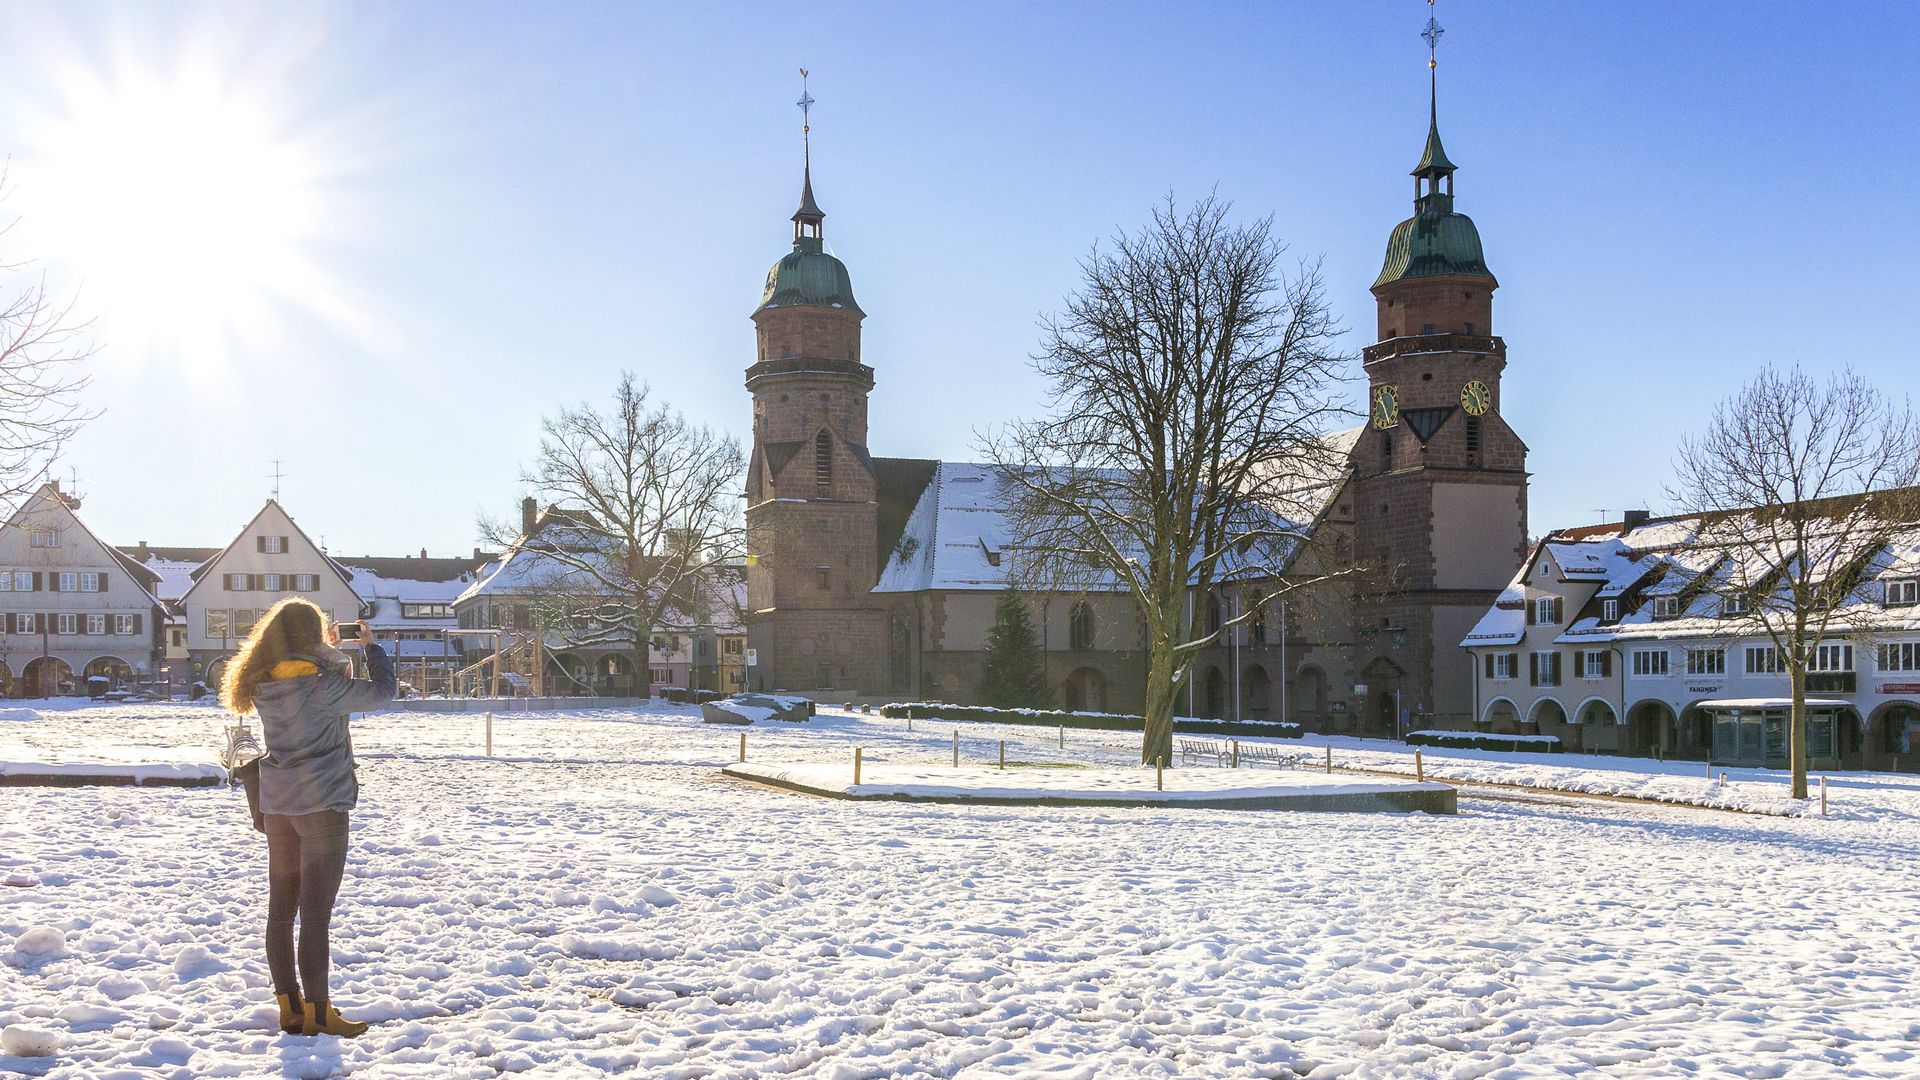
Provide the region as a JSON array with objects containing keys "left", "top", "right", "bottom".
[
  {"left": 754, "top": 237, "right": 863, "bottom": 316},
  {"left": 1372, "top": 194, "right": 1493, "bottom": 288},
  {"left": 1412, "top": 119, "right": 1456, "bottom": 177}
]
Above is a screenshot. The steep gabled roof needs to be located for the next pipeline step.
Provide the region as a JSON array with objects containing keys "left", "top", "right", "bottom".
[
  {"left": 177, "top": 500, "right": 359, "bottom": 606},
  {"left": 5, "top": 484, "right": 162, "bottom": 596}
]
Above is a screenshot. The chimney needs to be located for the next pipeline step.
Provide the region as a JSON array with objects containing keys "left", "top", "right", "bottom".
[
  {"left": 419, "top": 546, "right": 428, "bottom": 561},
  {"left": 138, "top": 541, "right": 150, "bottom": 561},
  {"left": 473, "top": 547, "right": 483, "bottom": 563},
  {"left": 521, "top": 497, "right": 538, "bottom": 536},
  {"left": 1622, "top": 509, "right": 1651, "bottom": 531}
]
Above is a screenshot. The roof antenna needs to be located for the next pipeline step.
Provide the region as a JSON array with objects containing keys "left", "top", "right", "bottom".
[{"left": 268, "top": 460, "right": 286, "bottom": 503}]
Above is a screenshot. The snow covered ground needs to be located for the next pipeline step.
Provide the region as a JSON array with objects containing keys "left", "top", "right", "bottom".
[{"left": 4, "top": 699, "right": 1920, "bottom": 1077}]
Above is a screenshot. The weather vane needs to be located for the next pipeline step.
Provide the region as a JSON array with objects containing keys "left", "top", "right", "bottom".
[
  {"left": 797, "top": 68, "right": 814, "bottom": 142},
  {"left": 1421, "top": 1, "right": 1445, "bottom": 70}
]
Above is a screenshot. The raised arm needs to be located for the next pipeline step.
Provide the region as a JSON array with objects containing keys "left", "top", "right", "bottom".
[{"left": 326, "top": 640, "right": 398, "bottom": 715}]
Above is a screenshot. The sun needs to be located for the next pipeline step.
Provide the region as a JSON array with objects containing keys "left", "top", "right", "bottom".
[{"left": 21, "top": 65, "right": 336, "bottom": 370}]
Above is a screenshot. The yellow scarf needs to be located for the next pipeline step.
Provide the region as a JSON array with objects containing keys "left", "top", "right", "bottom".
[{"left": 267, "top": 660, "right": 320, "bottom": 681}]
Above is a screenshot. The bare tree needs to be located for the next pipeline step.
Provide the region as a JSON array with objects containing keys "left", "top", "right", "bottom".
[
  {"left": 1670, "top": 364, "right": 1920, "bottom": 799},
  {"left": 1, "top": 170, "right": 94, "bottom": 503},
  {"left": 480, "top": 374, "right": 745, "bottom": 689},
  {"left": 986, "top": 195, "right": 1355, "bottom": 765}
]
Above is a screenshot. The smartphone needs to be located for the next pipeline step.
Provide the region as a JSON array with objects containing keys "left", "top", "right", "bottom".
[{"left": 337, "top": 623, "right": 364, "bottom": 641}]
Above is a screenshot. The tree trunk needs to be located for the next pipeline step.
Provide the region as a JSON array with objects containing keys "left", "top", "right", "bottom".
[
  {"left": 1789, "top": 660, "right": 1809, "bottom": 800},
  {"left": 1141, "top": 634, "right": 1179, "bottom": 767}
]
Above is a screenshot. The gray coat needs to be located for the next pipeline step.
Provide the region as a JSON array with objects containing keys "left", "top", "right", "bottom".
[{"left": 255, "top": 643, "right": 397, "bottom": 816}]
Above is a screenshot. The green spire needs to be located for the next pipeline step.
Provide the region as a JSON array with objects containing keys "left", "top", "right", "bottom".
[{"left": 1411, "top": 67, "right": 1455, "bottom": 178}]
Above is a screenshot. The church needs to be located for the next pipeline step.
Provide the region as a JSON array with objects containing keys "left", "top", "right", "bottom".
[{"left": 742, "top": 63, "right": 1528, "bottom": 733}]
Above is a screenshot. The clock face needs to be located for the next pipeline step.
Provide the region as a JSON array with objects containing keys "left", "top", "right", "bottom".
[
  {"left": 1370, "top": 384, "right": 1400, "bottom": 429},
  {"left": 1460, "top": 379, "right": 1492, "bottom": 416}
]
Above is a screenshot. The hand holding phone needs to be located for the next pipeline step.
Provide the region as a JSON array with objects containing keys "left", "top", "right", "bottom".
[{"left": 333, "top": 620, "right": 368, "bottom": 646}]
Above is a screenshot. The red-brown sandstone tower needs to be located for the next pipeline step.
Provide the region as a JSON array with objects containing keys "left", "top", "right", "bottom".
[
  {"left": 742, "top": 116, "right": 887, "bottom": 694},
  {"left": 1347, "top": 18, "right": 1530, "bottom": 732}
]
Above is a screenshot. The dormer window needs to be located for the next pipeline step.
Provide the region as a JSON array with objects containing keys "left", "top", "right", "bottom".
[
  {"left": 1601, "top": 598, "right": 1620, "bottom": 622},
  {"left": 1531, "top": 596, "right": 1562, "bottom": 625},
  {"left": 1720, "top": 593, "right": 1750, "bottom": 617},
  {"left": 1651, "top": 596, "right": 1682, "bottom": 620},
  {"left": 1887, "top": 578, "right": 1919, "bottom": 607}
]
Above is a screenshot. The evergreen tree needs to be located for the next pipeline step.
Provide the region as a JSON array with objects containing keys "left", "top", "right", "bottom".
[{"left": 977, "top": 588, "right": 1053, "bottom": 709}]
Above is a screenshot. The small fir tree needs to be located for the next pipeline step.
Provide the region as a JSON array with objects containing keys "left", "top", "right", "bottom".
[{"left": 977, "top": 589, "right": 1053, "bottom": 709}]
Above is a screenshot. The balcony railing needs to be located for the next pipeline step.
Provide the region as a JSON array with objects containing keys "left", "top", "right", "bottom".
[{"left": 1363, "top": 333, "right": 1505, "bottom": 365}]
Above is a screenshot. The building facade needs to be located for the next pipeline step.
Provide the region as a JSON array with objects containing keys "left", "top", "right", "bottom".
[
  {"left": 1463, "top": 508, "right": 1920, "bottom": 772},
  {"left": 0, "top": 483, "right": 164, "bottom": 696}
]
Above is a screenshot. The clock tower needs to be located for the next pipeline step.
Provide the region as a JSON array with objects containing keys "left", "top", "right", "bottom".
[{"left": 1348, "top": 10, "right": 1529, "bottom": 732}]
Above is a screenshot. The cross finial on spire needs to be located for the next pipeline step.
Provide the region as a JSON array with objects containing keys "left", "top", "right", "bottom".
[
  {"left": 1421, "top": 1, "right": 1444, "bottom": 69},
  {"left": 792, "top": 68, "right": 825, "bottom": 241}
]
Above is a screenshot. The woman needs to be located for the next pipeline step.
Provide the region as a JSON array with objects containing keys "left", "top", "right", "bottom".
[{"left": 222, "top": 596, "right": 396, "bottom": 1038}]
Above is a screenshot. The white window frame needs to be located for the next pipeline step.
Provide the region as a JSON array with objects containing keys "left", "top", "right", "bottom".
[
  {"left": 262, "top": 535, "right": 285, "bottom": 554},
  {"left": 1719, "top": 593, "right": 1749, "bottom": 617},
  {"left": 1491, "top": 653, "right": 1515, "bottom": 681},
  {"left": 1581, "top": 650, "right": 1607, "bottom": 679},
  {"left": 1746, "top": 646, "right": 1784, "bottom": 674},
  {"left": 29, "top": 529, "right": 59, "bottom": 548},
  {"left": 1533, "top": 650, "right": 1561, "bottom": 687},
  {"left": 115, "top": 614, "right": 136, "bottom": 635},
  {"left": 262, "top": 573, "right": 283, "bottom": 591},
  {"left": 13, "top": 613, "right": 32, "bottom": 634},
  {"left": 1601, "top": 598, "right": 1619, "bottom": 622},
  {"left": 1632, "top": 649, "right": 1669, "bottom": 677},
  {"left": 10, "top": 571, "right": 30, "bottom": 591},
  {"left": 1886, "top": 579, "right": 1920, "bottom": 607},
  {"left": 206, "top": 610, "right": 231, "bottom": 639},
  {"left": 1533, "top": 596, "right": 1561, "bottom": 625},
  {"left": 1651, "top": 596, "right": 1682, "bottom": 619},
  {"left": 56, "top": 613, "right": 78, "bottom": 635},
  {"left": 85, "top": 613, "right": 106, "bottom": 635},
  {"left": 1879, "top": 642, "right": 1920, "bottom": 673},
  {"left": 294, "top": 573, "right": 318, "bottom": 592},
  {"left": 57, "top": 572, "right": 78, "bottom": 592},
  {"left": 1811, "top": 642, "right": 1853, "bottom": 673},
  {"left": 1684, "top": 647, "right": 1726, "bottom": 676},
  {"left": 81, "top": 572, "right": 102, "bottom": 592}
]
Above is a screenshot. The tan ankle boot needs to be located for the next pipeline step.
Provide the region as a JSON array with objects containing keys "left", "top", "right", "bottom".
[
  {"left": 274, "top": 991, "right": 304, "bottom": 1034},
  {"left": 301, "top": 1000, "right": 369, "bottom": 1038}
]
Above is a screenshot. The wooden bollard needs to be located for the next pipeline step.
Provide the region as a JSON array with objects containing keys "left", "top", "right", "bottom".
[
  {"left": 485, "top": 710, "right": 493, "bottom": 757},
  {"left": 1324, "top": 745, "right": 1332, "bottom": 774},
  {"left": 907, "top": 716, "right": 913, "bottom": 732},
  {"left": 1231, "top": 739, "right": 1240, "bottom": 768},
  {"left": 1156, "top": 756, "right": 1165, "bottom": 791},
  {"left": 738, "top": 731, "right": 746, "bottom": 762},
  {"left": 1058, "top": 725, "right": 1064, "bottom": 749},
  {"left": 999, "top": 740, "right": 1006, "bottom": 770},
  {"left": 1706, "top": 760, "right": 1713, "bottom": 781},
  {"left": 1820, "top": 775, "right": 1828, "bottom": 816},
  {"left": 854, "top": 747, "right": 863, "bottom": 786},
  {"left": 1415, "top": 749, "right": 1424, "bottom": 782},
  {"left": 952, "top": 729, "right": 959, "bottom": 767}
]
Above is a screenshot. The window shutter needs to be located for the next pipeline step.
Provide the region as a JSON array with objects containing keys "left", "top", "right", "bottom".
[
  {"left": 30, "top": 572, "right": 41, "bottom": 592},
  {"left": 132, "top": 613, "right": 143, "bottom": 634},
  {"left": 1601, "top": 651, "right": 1613, "bottom": 677},
  {"left": 1484, "top": 654, "right": 1494, "bottom": 678},
  {"left": 1526, "top": 602, "right": 1536, "bottom": 626},
  {"left": 257, "top": 536, "right": 266, "bottom": 552},
  {"left": 247, "top": 574, "right": 259, "bottom": 591},
  {"left": 280, "top": 536, "right": 289, "bottom": 552},
  {"left": 47, "top": 574, "right": 60, "bottom": 593},
  {"left": 1529, "top": 653, "right": 1540, "bottom": 686},
  {"left": 97, "top": 572, "right": 108, "bottom": 592}
]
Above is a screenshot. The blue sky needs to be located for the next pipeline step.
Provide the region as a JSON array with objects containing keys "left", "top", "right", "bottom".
[{"left": 0, "top": 2, "right": 1914, "bottom": 557}]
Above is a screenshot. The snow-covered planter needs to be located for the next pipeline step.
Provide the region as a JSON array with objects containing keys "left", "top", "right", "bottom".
[
  {"left": 702, "top": 694, "right": 814, "bottom": 725},
  {"left": 1405, "top": 730, "right": 1563, "bottom": 753},
  {"left": 877, "top": 702, "right": 1304, "bottom": 739}
]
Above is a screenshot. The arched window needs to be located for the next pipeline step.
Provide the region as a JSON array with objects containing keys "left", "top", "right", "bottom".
[
  {"left": 1069, "top": 602, "right": 1095, "bottom": 650},
  {"left": 814, "top": 430, "right": 832, "bottom": 494}
]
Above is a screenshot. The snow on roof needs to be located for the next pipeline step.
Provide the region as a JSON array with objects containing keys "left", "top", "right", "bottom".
[
  {"left": 142, "top": 557, "right": 204, "bottom": 603},
  {"left": 875, "top": 434, "right": 1359, "bottom": 595}
]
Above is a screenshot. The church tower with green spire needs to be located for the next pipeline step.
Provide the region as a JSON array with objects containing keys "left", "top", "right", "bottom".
[
  {"left": 743, "top": 74, "right": 888, "bottom": 694},
  {"left": 1347, "top": 8, "right": 1530, "bottom": 732}
]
